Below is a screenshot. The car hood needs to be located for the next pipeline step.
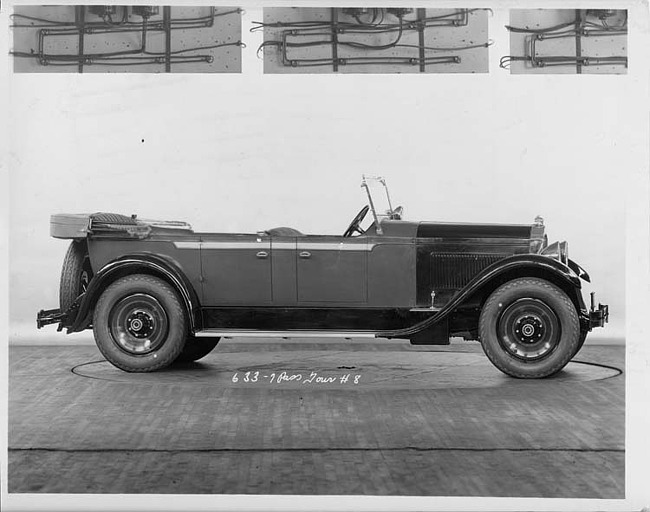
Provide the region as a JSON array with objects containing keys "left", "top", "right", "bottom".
[{"left": 416, "top": 222, "right": 532, "bottom": 239}]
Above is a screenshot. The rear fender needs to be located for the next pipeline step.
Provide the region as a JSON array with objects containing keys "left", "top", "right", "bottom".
[
  {"left": 379, "top": 254, "right": 584, "bottom": 338},
  {"left": 66, "top": 253, "right": 201, "bottom": 333}
]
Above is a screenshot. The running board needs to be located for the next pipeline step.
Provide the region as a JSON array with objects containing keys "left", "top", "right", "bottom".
[{"left": 194, "top": 329, "right": 377, "bottom": 339}]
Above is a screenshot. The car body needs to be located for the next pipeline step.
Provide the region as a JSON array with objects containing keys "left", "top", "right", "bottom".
[{"left": 37, "top": 176, "right": 609, "bottom": 377}]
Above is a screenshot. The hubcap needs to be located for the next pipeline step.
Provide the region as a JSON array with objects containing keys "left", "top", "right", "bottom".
[
  {"left": 126, "top": 311, "right": 155, "bottom": 338},
  {"left": 515, "top": 315, "right": 544, "bottom": 342},
  {"left": 497, "top": 298, "right": 560, "bottom": 361},
  {"left": 109, "top": 293, "right": 169, "bottom": 355}
]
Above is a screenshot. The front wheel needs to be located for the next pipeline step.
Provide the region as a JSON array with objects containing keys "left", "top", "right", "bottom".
[
  {"left": 93, "top": 274, "right": 187, "bottom": 372},
  {"left": 478, "top": 278, "right": 580, "bottom": 378}
]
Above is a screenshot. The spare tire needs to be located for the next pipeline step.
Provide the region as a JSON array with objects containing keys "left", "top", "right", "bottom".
[
  {"left": 59, "top": 240, "right": 93, "bottom": 311},
  {"left": 90, "top": 212, "right": 138, "bottom": 228}
]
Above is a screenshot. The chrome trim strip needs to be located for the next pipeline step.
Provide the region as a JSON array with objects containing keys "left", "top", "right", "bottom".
[
  {"left": 173, "top": 242, "right": 201, "bottom": 249},
  {"left": 297, "top": 243, "right": 375, "bottom": 251},
  {"left": 175, "top": 242, "right": 271, "bottom": 250},
  {"left": 202, "top": 242, "right": 271, "bottom": 250},
  {"left": 195, "top": 330, "right": 376, "bottom": 338},
  {"left": 174, "top": 242, "right": 374, "bottom": 251},
  {"left": 272, "top": 242, "right": 296, "bottom": 250}
]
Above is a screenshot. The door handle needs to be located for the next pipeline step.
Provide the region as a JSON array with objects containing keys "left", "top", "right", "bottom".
[
  {"left": 256, "top": 251, "right": 268, "bottom": 259},
  {"left": 299, "top": 251, "right": 311, "bottom": 259}
]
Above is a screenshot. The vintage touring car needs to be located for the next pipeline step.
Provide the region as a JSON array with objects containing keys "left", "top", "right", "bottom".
[{"left": 37, "top": 177, "right": 608, "bottom": 377}]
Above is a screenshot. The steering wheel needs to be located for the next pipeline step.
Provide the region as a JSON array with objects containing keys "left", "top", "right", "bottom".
[{"left": 343, "top": 205, "right": 370, "bottom": 237}]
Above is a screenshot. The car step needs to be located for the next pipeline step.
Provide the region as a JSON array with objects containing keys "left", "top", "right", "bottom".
[{"left": 194, "top": 329, "right": 377, "bottom": 339}]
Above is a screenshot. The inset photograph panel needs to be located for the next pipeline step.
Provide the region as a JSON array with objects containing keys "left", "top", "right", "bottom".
[
  {"left": 501, "top": 9, "right": 627, "bottom": 74},
  {"left": 12, "top": 5, "right": 243, "bottom": 73},
  {"left": 258, "top": 7, "right": 490, "bottom": 74}
]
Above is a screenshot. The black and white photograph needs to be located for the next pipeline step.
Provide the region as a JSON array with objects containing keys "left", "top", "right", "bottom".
[
  {"left": 259, "top": 7, "right": 490, "bottom": 73},
  {"left": 501, "top": 8, "right": 628, "bottom": 73},
  {"left": 11, "top": 5, "right": 243, "bottom": 73},
  {"left": 1, "top": 0, "right": 649, "bottom": 511}
]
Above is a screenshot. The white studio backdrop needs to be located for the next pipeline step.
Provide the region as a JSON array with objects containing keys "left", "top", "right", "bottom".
[{"left": 8, "top": 6, "right": 633, "bottom": 343}]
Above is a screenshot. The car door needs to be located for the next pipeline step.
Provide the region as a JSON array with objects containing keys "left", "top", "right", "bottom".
[
  {"left": 200, "top": 234, "right": 272, "bottom": 305},
  {"left": 296, "top": 236, "right": 368, "bottom": 304},
  {"left": 270, "top": 236, "right": 297, "bottom": 304}
]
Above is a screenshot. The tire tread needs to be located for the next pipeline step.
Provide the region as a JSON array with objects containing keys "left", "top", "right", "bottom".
[{"left": 174, "top": 336, "right": 220, "bottom": 364}]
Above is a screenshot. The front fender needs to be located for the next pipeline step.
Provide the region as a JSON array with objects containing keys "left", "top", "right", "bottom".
[
  {"left": 379, "top": 254, "right": 582, "bottom": 338},
  {"left": 67, "top": 253, "right": 201, "bottom": 333}
]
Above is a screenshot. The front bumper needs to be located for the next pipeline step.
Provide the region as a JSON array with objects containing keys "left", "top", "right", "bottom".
[{"left": 589, "top": 292, "right": 609, "bottom": 329}]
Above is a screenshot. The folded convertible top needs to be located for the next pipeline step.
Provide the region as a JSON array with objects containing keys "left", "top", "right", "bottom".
[{"left": 50, "top": 213, "right": 193, "bottom": 240}]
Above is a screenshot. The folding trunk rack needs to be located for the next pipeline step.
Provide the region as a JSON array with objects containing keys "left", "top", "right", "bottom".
[
  {"left": 257, "top": 8, "right": 490, "bottom": 72},
  {"left": 11, "top": 6, "right": 242, "bottom": 72}
]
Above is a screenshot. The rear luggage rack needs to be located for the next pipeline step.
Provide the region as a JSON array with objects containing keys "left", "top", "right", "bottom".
[
  {"left": 37, "top": 294, "right": 84, "bottom": 331},
  {"left": 36, "top": 308, "right": 66, "bottom": 330}
]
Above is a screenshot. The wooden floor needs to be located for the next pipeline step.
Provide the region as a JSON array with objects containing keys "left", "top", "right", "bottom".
[{"left": 8, "top": 339, "right": 624, "bottom": 497}]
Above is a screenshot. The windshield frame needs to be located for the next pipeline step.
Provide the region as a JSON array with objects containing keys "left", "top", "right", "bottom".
[{"left": 361, "top": 175, "right": 397, "bottom": 235}]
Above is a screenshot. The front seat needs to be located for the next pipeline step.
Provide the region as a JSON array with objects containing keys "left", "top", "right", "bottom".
[{"left": 265, "top": 227, "right": 304, "bottom": 236}]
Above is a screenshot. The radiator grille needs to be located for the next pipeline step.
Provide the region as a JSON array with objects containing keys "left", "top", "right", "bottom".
[{"left": 430, "top": 253, "right": 508, "bottom": 289}]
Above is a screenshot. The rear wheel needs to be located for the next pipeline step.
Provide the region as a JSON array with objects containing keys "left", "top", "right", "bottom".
[
  {"left": 478, "top": 278, "right": 580, "bottom": 378},
  {"left": 174, "top": 336, "right": 220, "bottom": 363},
  {"left": 93, "top": 274, "right": 187, "bottom": 372},
  {"left": 60, "top": 241, "right": 93, "bottom": 311}
]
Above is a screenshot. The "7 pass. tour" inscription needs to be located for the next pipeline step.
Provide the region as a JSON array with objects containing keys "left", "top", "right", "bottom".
[{"left": 232, "top": 371, "right": 361, "bottom": 385}]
